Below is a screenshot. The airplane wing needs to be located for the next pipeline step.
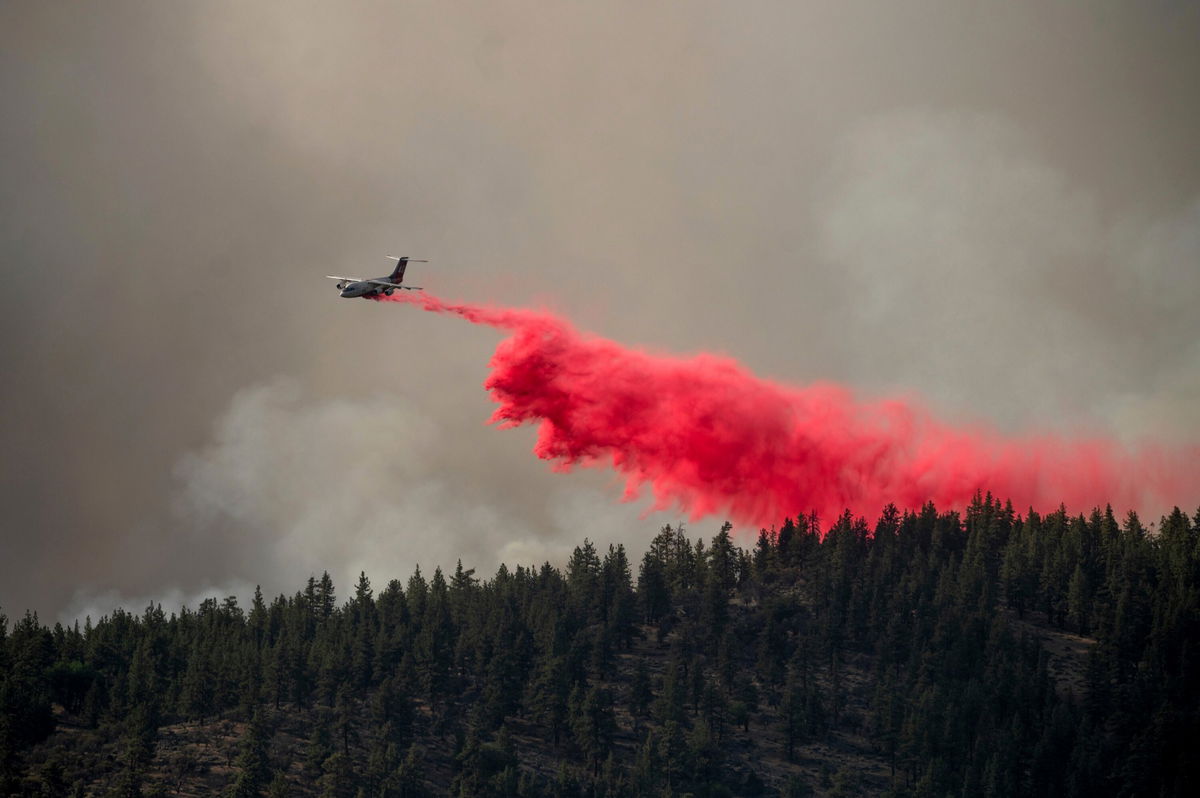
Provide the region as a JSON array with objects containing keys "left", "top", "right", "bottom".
[
  {"left": 326, "top": 275, "right": 364, "bottom": 282},
  {"left": 366, "top": 280, "right": 423, "bottom": 291}
]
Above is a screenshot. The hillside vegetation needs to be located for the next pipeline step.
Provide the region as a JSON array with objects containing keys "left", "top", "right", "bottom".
[{"left": 3, "top": 495, "right": 1199, "bottom": 796}]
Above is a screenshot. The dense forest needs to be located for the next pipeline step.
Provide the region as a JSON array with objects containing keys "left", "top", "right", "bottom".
[{"left": 2, "top": 495, "right": 1199, "bottom": 796}]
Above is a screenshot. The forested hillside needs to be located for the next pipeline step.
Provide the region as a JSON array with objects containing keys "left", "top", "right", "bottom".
[{"left": 3, "top": 495, "right": 1198, "bottom": 796}]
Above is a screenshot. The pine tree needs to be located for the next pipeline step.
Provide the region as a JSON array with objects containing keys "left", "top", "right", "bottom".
[
  {"left": 227, "top": 709, "right": 272, "bottom": 797},
  {"left": 628, "top": 658, "right": 653, "bottom": 733},
  {"left": 317, "top": 572, "right": 337, "bottom": 622},
  {"left": 569, "top": 684, "right": 616, "bottom": 776}
]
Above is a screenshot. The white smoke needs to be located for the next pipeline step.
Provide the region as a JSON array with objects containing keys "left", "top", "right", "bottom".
[
  {"left": 819, "top": 111, "right": 1200, "bottom": 439},
  {"left": 124, "top": 379, "right": 667, "bottom": 617}
]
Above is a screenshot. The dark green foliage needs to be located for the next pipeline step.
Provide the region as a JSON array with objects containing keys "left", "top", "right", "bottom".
[
  {"left": 4, "top": 495, "right": 1200, "bottom": 795},
  {"left": 627, "top": 658, "right": 653, "bottom": 732},
  {"left": 228, "top": 709, "right": 272, "bottom": 797},
  {"left": 568, "top": 684, "right": 616, "bottom": 774}
]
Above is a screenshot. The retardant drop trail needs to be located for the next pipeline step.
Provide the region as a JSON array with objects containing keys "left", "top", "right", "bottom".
[{"left": 377, "top": 292, "right": 1200, "bottom": 529}]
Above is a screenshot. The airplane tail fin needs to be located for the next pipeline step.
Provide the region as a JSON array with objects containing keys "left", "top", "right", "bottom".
[
  {"left": 389, "top": 257, "right": 409, "bottom": 282},
  {"left": 385, "top": 256, "right": 427, "bottom": 283}
]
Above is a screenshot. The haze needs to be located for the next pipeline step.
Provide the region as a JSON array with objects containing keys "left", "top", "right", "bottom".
[{"left": 2, "top": 0, "right": 1198, "bottom": 622}]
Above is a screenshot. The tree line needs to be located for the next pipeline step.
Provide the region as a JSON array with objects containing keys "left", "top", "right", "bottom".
[{"left": 2, "top": 494, "right": 1198, "bottom": 796}]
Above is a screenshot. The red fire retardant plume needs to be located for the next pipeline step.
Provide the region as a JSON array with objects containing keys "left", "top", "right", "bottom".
[{"left": 378, "top": 292, "right": 1199, "bottom": 528}]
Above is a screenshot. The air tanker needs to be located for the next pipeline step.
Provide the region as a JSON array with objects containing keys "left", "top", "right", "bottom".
[{"left": 327, "top": 256, "right": 428, "bottom": 298}]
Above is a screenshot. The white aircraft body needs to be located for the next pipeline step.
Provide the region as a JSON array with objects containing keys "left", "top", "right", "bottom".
[{"left": 327, "top": 256, "right": 428, "bottom": 298}]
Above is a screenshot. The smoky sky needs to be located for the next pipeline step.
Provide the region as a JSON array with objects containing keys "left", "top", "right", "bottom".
[{"left": 2, "top": 0, "right": 1198, "bottom": 622}]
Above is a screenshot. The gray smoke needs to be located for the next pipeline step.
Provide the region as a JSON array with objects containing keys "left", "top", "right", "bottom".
[{"left": 2, "top": 1, "right": 1197, "bottom": 621}]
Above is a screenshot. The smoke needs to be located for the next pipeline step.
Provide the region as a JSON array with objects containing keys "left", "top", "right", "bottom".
[
  {"left": 380, "top": 292, "right": 1200, "bottom": 527},
  {"left": 5, "top": 0, "right": 1200, "bottom": 619},
  {"left": 137, "top": 377, "right": 669, "bottom": 627}
]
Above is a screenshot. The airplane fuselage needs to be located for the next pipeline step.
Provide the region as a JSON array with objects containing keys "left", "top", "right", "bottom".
[
  {"left": 339, "top": 279, "right": 393, "bottom": 298},
  {"left": 336, "top": 276, "right": 400, "bottom": 297}
]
